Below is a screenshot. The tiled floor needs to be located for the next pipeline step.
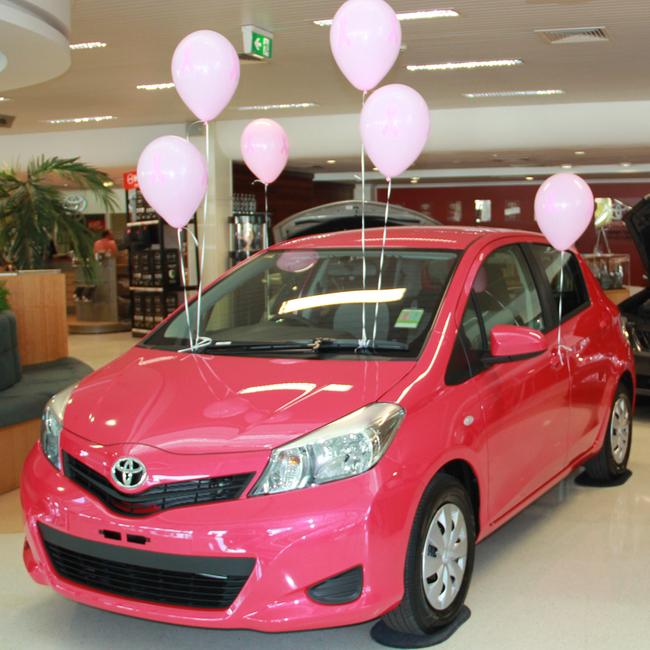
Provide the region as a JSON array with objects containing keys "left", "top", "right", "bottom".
[{"left": 2, "top": 333, "right": 649, "bottom": 649}]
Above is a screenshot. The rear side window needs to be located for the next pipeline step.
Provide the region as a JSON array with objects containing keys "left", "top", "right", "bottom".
[{"left": 529, "top": 245, "right": 589, "bottom": 322}]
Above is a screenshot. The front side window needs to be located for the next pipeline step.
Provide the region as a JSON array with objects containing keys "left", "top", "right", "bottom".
[
  {"left": 144, "top": 248, "right": 459, "bottom": 358},
  {"left": 473, "top": 245, "right": 545, "bottom": 337},
  {"left": 528, "top": 244, "right": 589, "bottom": 321},
  {"left": 445, "top": 244, "right": 545, "bottom": 383}
]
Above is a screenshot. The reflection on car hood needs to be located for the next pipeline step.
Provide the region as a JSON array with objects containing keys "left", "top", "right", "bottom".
[{"left": 63, "top": 347, "right": 416, "bottom": 454}]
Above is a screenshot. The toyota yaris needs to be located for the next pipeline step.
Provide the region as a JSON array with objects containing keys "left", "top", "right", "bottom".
[{"left": 22, "top": 226, "right": 634, "bottom": 635}]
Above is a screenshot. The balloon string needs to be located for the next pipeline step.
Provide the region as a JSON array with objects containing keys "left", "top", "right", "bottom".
[
  {"left": 372, "top": 177, "right": 392, "bottom": 343},
  {"left": 177, "top": 228, "right": 195, "bottom": 351},
  {"left": 195, "top": 120, "right": 209, "bottom": 349},
  {"left": 360, "top": 90, "right": 368, "bottom": 347},
  {"left": 557, "top": 250, "right": 565, "bottom": 364}
]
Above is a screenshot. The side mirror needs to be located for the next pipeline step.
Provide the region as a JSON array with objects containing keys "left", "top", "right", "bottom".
[{"left": 483, "top": 325, "right": 547, "bottom": 365}]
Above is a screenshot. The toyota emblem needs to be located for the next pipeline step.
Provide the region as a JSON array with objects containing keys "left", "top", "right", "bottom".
[{"left": 112, "top": 457, "right": 147, "bottom": 490}]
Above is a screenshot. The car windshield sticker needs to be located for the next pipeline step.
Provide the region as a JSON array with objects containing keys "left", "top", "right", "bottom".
[{"left": 395, "top": 308, "right": 424, "bottom": 329}]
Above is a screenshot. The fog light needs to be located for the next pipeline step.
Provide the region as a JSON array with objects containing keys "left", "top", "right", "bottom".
[{"left": 308, "top": 566, "right": 363, "bottom": 605}]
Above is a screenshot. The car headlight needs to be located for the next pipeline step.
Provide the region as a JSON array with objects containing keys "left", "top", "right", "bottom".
[
  {"left": 41, "top": 384, "right": 76, "bottom": 469},
  {"left": 620, "top": 314, "right": 630, "bottom": 340},
  {"left": 251, "top": 403, "right": 405, "bottom": 496}
]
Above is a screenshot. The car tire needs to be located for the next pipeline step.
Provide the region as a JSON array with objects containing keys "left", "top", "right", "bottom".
[
  {"left": 382, "top": 474, "right": 476, "bottom": 636},
  {"left": 584, "top": 384, "right": 632, "bottom": 481}
]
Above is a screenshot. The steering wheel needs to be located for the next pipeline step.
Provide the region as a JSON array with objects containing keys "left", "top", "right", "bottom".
[{"left": 483, "top": 290, "right": 525, "bottom": 326}]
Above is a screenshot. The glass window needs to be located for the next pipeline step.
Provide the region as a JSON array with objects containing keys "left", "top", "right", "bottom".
[
  {"left": 473, "top": 245, "right": 545, "bottom": 337},
  {"left": 529, "top": 245, "right": 590, "bottom": 321},
  {"left": 474, "top": 199, "right": 492, "bottom": 223},
  {"left": 144, "top": 248, "right": 459, "bottom": 359}
]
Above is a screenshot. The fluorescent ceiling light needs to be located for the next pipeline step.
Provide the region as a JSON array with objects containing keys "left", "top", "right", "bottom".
[
  {"left": 136, "top": 82, "right": 175, "bottom": 91},
  {"left": 574, "top": 150, "right": 586, "bottom": 155},
  {"left": 525, "top": 176, "right": 535, "bottom": 181},
  {"left": 102, "top": 181, "right": 114, "bottom": 188},
  {"left": 314, "top": 9, "right": 459, "bottom": 26},
  {"left": 464, "top": 89, "right": 564, "bottom": 98},
  {"left": 69, "top": 42, "right": 107, "bottom": 50},
  {"left": 279, "top": 288, "right": 406, "bottom": 314},
  {"left": 45, "top": 115, "right": 116, "bottom": 125},
  {"left": 326, "top": 159, "right": 337, "bottom": 164},
  {"left": 237, "top": 102, "right": 318, "bottom": 111},
  {"left": 0, "top": 96, "right": 11, "bottom": 102},
  {"left": 561, "top": 164, "right": 573, "bottom": 169},
  {"left": 408, "top": 59, "right": 523, "bottom": 72},
  {"left": 621, "top": 162, "right": 632, "bottom": 167}
]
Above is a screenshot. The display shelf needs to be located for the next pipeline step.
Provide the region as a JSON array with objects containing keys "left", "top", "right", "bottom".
[
  {"left": 228, "top": 206, "right": 270, "bottom": 267},
  {"left": 126, "top": 219, "right": 160, "bottom": 228},
  {"left": 126, "top": 187, "right": 198, "bottom": 337}
]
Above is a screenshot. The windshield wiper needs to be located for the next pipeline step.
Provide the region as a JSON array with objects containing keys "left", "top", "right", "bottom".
[{"left": 195, "top": 338, "right": 408, "bottom": 355}]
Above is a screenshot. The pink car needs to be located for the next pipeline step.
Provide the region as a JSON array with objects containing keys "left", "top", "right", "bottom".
[{"left": 22, "top": 226, "right": 634, "bottom": 637}]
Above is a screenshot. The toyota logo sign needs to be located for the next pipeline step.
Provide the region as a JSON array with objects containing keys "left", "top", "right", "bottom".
[{"left": 112, "top": 457, "right": 147, "bottom": 490}]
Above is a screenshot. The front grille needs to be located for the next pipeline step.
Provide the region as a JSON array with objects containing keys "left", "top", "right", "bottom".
[
  {"left": 40, "top": 524, "right": 254, "bottom": 609},
  {"left": 63, "top": 452, "right": 254, "bottom": 517}
]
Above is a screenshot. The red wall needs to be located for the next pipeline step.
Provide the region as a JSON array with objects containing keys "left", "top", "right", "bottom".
[
  {"left": 378, "top": 182, "right": 650, "bottom": 286},
  {"left": 233, "top": 164, "right": 353, "bottom": 226}
]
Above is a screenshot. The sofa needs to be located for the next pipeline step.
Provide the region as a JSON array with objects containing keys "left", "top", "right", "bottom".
[{"left": 0, "top": 310, "right": 92, "bottom": 493}]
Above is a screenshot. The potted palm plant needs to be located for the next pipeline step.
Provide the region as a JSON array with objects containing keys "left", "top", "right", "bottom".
[{"left": 0, "top": 156, "right": 118, "bottom": 273}]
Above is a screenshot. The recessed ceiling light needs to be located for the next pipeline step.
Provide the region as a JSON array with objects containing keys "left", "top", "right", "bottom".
[
  {"left": 464, "top": 89, "right": 563, "bottom": 98},
  {"left": 313, "top": 9, "right": 459, "bottom": 26},
  {"left": 408, "top": 59, "right": 523, "bottom": 72},
  {"left": 136, "top": 82, "right": 175, "bottom": 91},
  {"left": 574, "top": 150, "right": 586, "bottom": 156},
  {"left": 0, "top": 96, "right": 11, "bottom": 102},
  {"left": 525, "top": 176, "right": 535, "bottom": 181},
  {"left": 372, "top": 167, "right": 379, "bottom": 172},
  {"left": 410, "top": 177, "right": 420, "bottom": 184},
  {"left": 237, "top": 102, "right": 318, "bottom": 111},
  {"left": 561, "top": 164, "right": 573, "bottom": 169},
  {"left": 69, "top": 42, "right": 107, "bottom": 50},
  {"left": 621, "top": 162, "right": 632, "bottom": 167},
  {"left": 326, "top": 159, "right": 337, "bottom": 164},
  {"left": 45, "top": 115, "right": 117, "bottom": 125}
]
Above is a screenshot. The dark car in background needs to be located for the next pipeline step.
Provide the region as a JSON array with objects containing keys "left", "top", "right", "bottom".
[
  {"left": 272, "top": 200, "right": 439, "bottom": 241},
  {"left": 618, "top": 196, "right": 650, "bottom": 394}
]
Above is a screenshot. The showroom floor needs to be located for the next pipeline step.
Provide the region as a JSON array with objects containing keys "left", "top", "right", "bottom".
[{"left": 1, "top": 332, "right": 649, "bottom": 649}]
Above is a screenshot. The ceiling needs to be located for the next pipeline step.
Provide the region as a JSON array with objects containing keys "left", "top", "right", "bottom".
[{"left": 2, "top": 0, "right": 650, "bottom": 178}]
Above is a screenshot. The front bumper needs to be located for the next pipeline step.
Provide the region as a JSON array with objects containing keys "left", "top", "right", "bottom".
[{"left": 20, "top": 444, "right": 412, "bottom": 631}]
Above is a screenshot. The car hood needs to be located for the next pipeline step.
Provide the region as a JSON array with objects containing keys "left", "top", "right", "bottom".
[{"left": 63, "top": 346, "right": 415, "bottom": 454}]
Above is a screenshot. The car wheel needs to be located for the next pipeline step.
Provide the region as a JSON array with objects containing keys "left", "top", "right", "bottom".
[
  {"left": 382, "top": 474, "right": 476, "bottom": 635},
  {"left": 584, "top": 384, "right": 632, "bottom": 481}
]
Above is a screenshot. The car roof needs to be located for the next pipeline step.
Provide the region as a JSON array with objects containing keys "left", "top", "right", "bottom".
[{"left": 271, "top": 225, "right": 549, "bottom": 251}]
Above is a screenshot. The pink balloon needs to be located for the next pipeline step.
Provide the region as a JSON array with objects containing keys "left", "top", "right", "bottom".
[
  {"left": 360, "top": 84, "right": 430, "bottom": 179},
  {"left": 137, "top": 136, "right": 208, "bottom": 230},
  {"left": 330, "top": 0, "right": 401, "bottom": 92},
  {"left": 171, "top": 30, "right": 240, "bottom": 123},
  {"left": 534, "top": 173, "right": 594, "bottom": 251},
  {"left": 240, "top": 119, "right": 289, "bottom": 185}
]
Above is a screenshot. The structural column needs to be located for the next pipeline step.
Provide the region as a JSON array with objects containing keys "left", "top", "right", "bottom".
[{"left": 189, "top": 123, "right": 233, "bottom": 285}]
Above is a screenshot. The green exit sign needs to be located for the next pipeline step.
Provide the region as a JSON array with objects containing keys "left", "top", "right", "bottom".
[{"left": 242, "top": 25, "right": 273, "bottom": 60}]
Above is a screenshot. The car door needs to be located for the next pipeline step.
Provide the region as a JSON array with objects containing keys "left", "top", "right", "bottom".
[
  {"left": 527, "top": 244, "right": 609, "bottom": 461},
  {"left": 458, "top": 243, "right": 571, "bottom": 524}
]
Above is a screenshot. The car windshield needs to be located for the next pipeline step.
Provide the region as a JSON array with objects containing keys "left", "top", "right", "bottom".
[{"left": 142, "top": 248, "right": 459, "bottom": 358}]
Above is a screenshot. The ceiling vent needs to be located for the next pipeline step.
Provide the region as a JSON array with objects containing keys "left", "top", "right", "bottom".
[
  {"left": 0, "top": 114, "right": 15, "bottom": 128},
  {"left": 535, "top": 26, "right": 609, "bottom": 45}
]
